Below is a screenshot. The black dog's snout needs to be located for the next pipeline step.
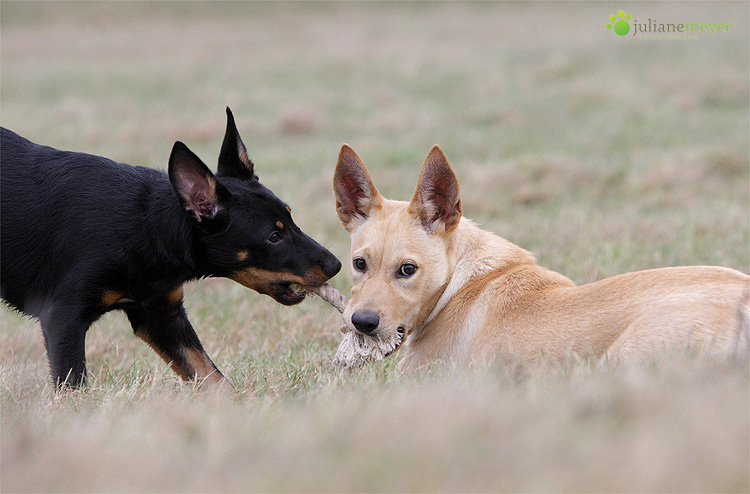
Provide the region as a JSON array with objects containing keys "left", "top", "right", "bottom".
[
  {"left": 351, "top": 310, "right": 380, "bottom": 334},
  {"left": 324, "top": 255, "right": 342, "bottom": 279}
]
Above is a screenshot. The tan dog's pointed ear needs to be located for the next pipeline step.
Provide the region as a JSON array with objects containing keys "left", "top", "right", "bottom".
[
  {"left": 333, "top": 144, "right": 383, "bottom": 232},
  {"left": 409, "top": 145, "right": 462, "bottom": 233}
]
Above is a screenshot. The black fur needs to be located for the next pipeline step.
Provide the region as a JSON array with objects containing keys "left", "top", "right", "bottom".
[{"left": 0, "top": 108, "right": 341, "bottom": 388}]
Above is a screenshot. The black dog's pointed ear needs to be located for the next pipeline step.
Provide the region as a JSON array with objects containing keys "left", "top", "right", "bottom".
[
  {"left": 333, "top": 144, "right": 383, "bottom": 232},
  {"left": 409, "top": 145, "right": 462, "bottom": 233},
  {"left": 169, "top": 141, "right": 225, "bottom": 222},
  {"left": 218, "top": 107, "right": 256, "bottom": 180}
]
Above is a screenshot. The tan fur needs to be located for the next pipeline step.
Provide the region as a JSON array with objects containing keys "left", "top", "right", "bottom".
[
  {"left": 229, "top": 265, "right": 328, "bottom": 293},
  {"left": 101, "top": 289, "right": 127, "bottom": 308},
  {"left": 129, "top": 286, "right": 230, "bottom": 388},
  {"left": 133, "top": 327, "right": 228, "bottom": 386},
  {"left": 165, "top": 285, "right": 184, "bottom": 306},
  {"left": 333, "top": 145, "right": 750, "bottom": 369},
  {"left": 181, "top": 347, "right": 227, "bottom": 386}
]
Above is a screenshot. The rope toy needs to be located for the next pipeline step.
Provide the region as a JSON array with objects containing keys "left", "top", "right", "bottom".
[
  {"left": 307, "top": 283, "right": 348, "bottom": 314},
  {"left": 303, "top": 283, "right": 402, "bottom": 369}
]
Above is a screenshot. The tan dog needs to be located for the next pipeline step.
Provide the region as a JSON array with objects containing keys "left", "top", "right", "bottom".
[{"left": 333, "top": 144, "right": 750, "bottom": 369}]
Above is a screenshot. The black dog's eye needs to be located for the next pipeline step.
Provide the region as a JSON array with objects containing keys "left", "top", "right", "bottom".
[
  {"left": 353, "top": 258, "right": 367, "bottom": 272},
  {"left": 398, "top": 263, "right": 417, "bottom": 278},
  {"left": 268, "top": 231, "right": 282, "bottom": 244}
]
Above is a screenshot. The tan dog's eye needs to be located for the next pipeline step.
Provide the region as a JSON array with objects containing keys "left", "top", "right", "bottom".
[
  {"left": 398, "top": 263, "right": 417, "bottom": 278},
  {"left": 353, "top": 258, "right": 367, "bottom": 272}
]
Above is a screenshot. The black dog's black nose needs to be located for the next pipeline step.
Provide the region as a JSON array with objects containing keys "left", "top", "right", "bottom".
[
  {"left": 351, "top": 310, "right": 380, "bottom": 334},
  {"left": 324, "top": 255, "right": 342, "bottom": 278}
]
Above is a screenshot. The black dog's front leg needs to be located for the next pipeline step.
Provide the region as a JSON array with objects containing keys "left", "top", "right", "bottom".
[
  {"left": 39, "top": 304, "right": 90, "bottom": 388},
  {"left": 126, "top": 287, "right": 230, "bottom": 389},
  {"left": 33, "top": 289, "right": 98, "bottom": 389}
]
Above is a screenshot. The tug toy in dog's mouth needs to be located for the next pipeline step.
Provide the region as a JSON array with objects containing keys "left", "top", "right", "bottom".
[{"left": 291, "top": 283, "right": 404, "bottom": 369}]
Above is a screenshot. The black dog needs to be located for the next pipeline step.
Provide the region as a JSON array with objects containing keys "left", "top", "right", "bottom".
[{"left": 0, "top": 108, "right": 341, "bottom": 388}]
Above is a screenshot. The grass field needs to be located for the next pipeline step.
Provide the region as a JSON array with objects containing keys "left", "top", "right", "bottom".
[{"left": 1, "top": 2, "right": 749, "bottom": 492}]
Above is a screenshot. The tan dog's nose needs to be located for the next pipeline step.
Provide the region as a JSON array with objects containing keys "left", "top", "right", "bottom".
[{"left": 351, "top": 310, "right": 380, "bottom": 334}]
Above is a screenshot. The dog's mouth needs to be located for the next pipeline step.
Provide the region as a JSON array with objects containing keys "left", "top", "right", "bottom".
[
  {"left": 272, "top": 282, "right": 308, "bottom": 306},
  {"left": 229, "top": 267, "right": 332, "bottom": 307},
  {"left": 333, "top": 323, "right": 407, "bottom": 368},
  {"left": 383, "top": 326, "right": 406, "bottom": 358}
]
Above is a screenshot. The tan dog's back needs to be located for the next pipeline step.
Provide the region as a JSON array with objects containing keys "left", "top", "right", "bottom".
[{"left": 466, "top": 265, "right": 748, "bottom": 361}]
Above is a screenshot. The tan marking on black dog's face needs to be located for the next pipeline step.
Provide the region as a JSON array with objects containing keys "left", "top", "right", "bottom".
[
  {"left": 236, "top": 250, "right": 249, "bottom": 262},
  {"left": 101, "top": 289, "right": 126, "bottom": 307},
  {"left": 164, "top": 286, "right": 184, "bottom": 306},
  {"left": 229, "top": 265, "right": 329, "bottom": 306}
]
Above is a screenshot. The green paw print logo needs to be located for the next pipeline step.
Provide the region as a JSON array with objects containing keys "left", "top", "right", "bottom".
[{"left": 606, "top": 10, "right": 632, "bottom": 36}]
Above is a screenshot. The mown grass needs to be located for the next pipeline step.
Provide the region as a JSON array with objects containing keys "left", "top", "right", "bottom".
[{"left": 1, "top": 2, "right": 749, "bottom": 492}]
